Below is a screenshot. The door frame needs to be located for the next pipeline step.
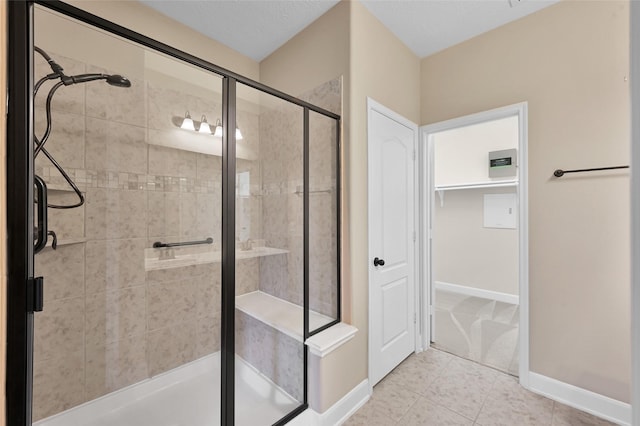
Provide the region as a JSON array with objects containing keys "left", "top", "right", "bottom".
[
  {"left": 631, "top": 1, "right": 640, "bottom": 423},
  {"left": 419, "top": 102, "right": 530, "bottom": 386},
  {"left": 6, "top": 2, "right": 36, "bottom": 424},
  {"left": 367, "top": 98, "right": 419, "bottom": 391}
]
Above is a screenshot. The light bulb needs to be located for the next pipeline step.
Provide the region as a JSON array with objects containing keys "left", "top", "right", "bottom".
[
  {"left": 213, "top": 119, "right": 223, "bottom": 138},
  {"left": 211, "top": 119, "right": 243, "bottom": 140},
  {"left": 199, "top": 115, "right": 211, "bottom": 134},
  {"left": 180, "top": 111, "right": 195, "bottom": 131}
]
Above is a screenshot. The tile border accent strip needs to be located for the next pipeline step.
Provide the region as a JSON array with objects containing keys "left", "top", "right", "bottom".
[{"left": 37, "top": 165, "right": 221, "bottom": 194}]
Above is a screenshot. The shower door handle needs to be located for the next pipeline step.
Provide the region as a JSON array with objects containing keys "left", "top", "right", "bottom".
[{"left": 34, "top": 175, "right": 48, "bottom": 254}]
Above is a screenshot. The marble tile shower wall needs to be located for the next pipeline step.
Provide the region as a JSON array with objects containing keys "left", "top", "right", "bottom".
[
  {"left": 258, "top": 100, "right": 304, "bottom": 307},
  {"left": 32, "top": 53, "right": 260, "bottom": 420},
  {"left": 257, "top": 78, "right": 341, "bottom": 318},
  {"left": 236, "top": 311, "right": 304, "bottom": 402}
]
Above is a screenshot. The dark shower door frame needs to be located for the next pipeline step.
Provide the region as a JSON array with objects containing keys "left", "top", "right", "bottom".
[{"left": 5, "top": 1, "right": 341, "bottom": 425}]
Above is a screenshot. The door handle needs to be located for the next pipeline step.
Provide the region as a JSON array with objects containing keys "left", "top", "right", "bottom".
[
  {"left": 373, "top": 257, "right": 385, "bottom": 267},
  {"left": 34, "top": 175, "right": 48, "bottom": 254}
]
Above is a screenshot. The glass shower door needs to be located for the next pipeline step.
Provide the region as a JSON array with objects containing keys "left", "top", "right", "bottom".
[
  {"left": 12, "top": 4, "right": 341, "bottom": 426},
  {"left": 233, "top": 83, "right": 306, "bottom": 425},
  {"left": 32, "top": 5, "right": 224, "bottom": 424}
]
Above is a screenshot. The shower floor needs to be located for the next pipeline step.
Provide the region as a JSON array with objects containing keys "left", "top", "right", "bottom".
[{"left": 34, "top": 353, "right": 300, "bottom": 426}]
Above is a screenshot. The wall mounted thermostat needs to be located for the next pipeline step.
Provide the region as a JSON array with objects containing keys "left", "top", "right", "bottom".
[{"left": 488, "top": 148, "right": 517, "bottom": 178}]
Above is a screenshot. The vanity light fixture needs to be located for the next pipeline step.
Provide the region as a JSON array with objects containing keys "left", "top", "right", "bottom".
[
  {"left": 213, "top": 119, "right": 243, "bottom": 140},
  {"left": 175, "top": 113, "right": 243, "bottom": 140},
  {"left": 180, "top": 111, "right": 195, "bottom": 131}
]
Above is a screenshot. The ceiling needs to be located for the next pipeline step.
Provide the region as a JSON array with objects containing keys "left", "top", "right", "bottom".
[{"left": 141, "top": 0, "right": 560, "bottom": 62}]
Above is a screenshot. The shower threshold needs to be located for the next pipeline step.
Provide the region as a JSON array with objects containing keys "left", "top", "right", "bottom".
[{"left": 34, "top": 353, "right": 300, "bottom": 426}]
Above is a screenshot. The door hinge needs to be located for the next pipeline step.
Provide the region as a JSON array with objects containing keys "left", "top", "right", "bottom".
[
  {"left": 414, "top": 313, "right": 416, "bottom": 324},
  {"left": 413, "top": 231, "right": 416, "bottom": 242},
  {"left": 28, "top": 277, "right": 44, "bottom": 313}
]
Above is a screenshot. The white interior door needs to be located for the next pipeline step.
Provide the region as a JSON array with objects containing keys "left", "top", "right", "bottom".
[{"left": 368, "top": 99, "right": 417, "bottom": 386}]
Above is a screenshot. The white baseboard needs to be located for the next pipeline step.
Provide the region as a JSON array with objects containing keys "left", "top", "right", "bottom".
[
  {"left": 435, "top": 281, "right": 519, "bottom": 305},
  {"left": 289, "top": 379, "right": 370, "bottom": 426},
  {"left": 325, "top": 379, "right": 370, "bottom": 425},
  {"left": 528, "top": 372, "right": 631, "bottom": 426}
]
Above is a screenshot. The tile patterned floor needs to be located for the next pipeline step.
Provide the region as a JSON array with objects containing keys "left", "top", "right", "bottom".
[{"left": 344, "top": 348, "right": 618, "bottom": 426}]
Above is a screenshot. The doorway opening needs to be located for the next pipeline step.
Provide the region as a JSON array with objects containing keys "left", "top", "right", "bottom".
[{"left": 420, "top": 103, "right": 529, "bottom": 383}]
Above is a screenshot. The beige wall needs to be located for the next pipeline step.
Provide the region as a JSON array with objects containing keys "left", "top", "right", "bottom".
[
  {"left": 259, "top": 1, "right": 350, "bottom": 101},
  {"left": 422, "top": 0, "right": 631, "bottom": 402},
  {"left": 260, "top": 0, "right": 421, "bottom": 411},
  {"left": 347, "top": 0, "right": 420, "bottom": 407},
  {"left": 434, "top": 187, "right": 519, "bottom": 296},
  {"left": 433, "top": 116, "right": 519, "bottom": 186},
  {"left": 65, "top": 1, "right": 259, "bottom": 80},
  {"left": 1, "top": 0, "right": 6, "bottom": 424},
  {"left": 350, "top": 0, "right": 420, "bottom": 124}
]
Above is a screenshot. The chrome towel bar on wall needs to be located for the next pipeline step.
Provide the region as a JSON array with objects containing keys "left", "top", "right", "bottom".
[{"left": 553, "top": 165, "right": 629, "bottom": 177}]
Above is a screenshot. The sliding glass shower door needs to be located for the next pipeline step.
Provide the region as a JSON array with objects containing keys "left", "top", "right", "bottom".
[
  {"left": 234, "top": 84, "right": 306, "bottom": 425},
  {"left": 32, "top": 5, "right": 225, "bottom": 424}
]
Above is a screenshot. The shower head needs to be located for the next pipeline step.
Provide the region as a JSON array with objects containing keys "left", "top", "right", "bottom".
[
  {"left": 35, "top": 47, "right": 131, "bottom": 89},
  {"left": 105, "top": 74, "right": 132, "bottom": 88},
  {"left": 63, "top": 73, "right": 131, "bottom": 88}
]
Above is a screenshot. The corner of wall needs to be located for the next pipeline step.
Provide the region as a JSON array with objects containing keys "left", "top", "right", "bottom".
[
  {"left": 64, "top": 0, "right": 260, "bottom": 80},
  {"left": 259, "top": 0, "right": 350, "bottom": 96},
  {"left": 346, "top": 0, "right": 421, "bottom": 373}
]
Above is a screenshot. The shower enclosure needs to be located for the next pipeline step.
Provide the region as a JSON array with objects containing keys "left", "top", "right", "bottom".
[{"left": 6, "top": 2, "right": 341, "bottom": 425}]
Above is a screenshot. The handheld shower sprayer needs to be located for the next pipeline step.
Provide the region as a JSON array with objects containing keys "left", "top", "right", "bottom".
[
  {"left": 34, "top": 46, "right": 132, "bottom": 88},
  {"left": 34, "top": 46, "right": 131, "bottom": 210},
  {"left": 62, "top": 73, "right": 132, "bottom": 87}
]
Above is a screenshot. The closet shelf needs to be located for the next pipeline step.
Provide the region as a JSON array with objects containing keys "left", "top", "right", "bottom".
[
  {"left": 435, "top": 180, "right": 518, "bottom": 206},
  {"left": 435, "top": 180, "right": 518, "bottom": 192}
]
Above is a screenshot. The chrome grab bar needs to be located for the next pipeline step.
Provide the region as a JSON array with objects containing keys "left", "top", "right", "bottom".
[{"left": 152, "top": 237, "right": 213, "bottom": 249}]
